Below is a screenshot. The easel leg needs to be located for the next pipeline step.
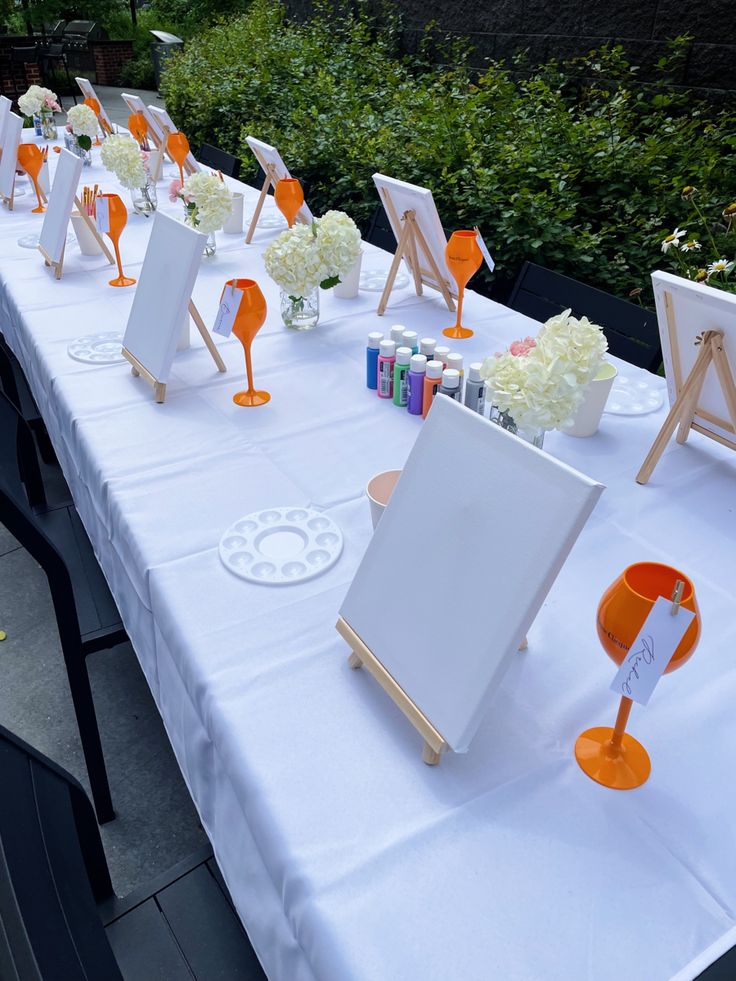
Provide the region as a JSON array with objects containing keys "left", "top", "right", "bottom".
[
  {"left": 245, "top": 172, "right": 272, "bottom": 245},
  {"left": 412, "top": 222, "right": 456, "bottom": 312},
  {"left": 422, "top": 743, "right": 441, "bottom": 766},
  {"left": 377, "top": 218, "right": 413, "bottom": 317},
  {"left": 518, "top": 636, "right": 528, "bottom": 652},
  {"left": 348, "top": 651, "right": 362, "bottom": 669},
  {"left": 710, "top": 335, "right": 736, "bottom": 432},
  {"left": 405, "top": 217, "right": 424, "bottom": 297},
  {"left": 189, "top": 300, "right": 227, "bottom": 372},
  {"left": 154, "top": 382, "right": 166, "bottom": 403},
  {"left": 636, "top": 340, "right": 712, "bottom": 484}
]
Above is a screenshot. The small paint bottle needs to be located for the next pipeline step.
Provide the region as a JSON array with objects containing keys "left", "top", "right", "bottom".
[
  {"left": 33, "top": 114, "right": 42, "bottom": 136},
  {"left": 446, "top": 352, "right": 464, "bottom": 381},
  {"left": 390, "top": 324, "right": 406, "bottom": 346},
  {"left": 422, "top": 359, "right": 444, "bottom": 418},
  {"left": 420, "top": 337, "right": 437, "bottom": 361},
  {"left": 464, "top": 362, "right": 486, "bottom": 414},
  {"left": 377, "top": 340, "right": 396, "bottom": 399},
  {"left": 393, "top": 346, "right": 412, "bottom": 407},
  {"left": 439, "top": 368, "right": 462, "bottom": 401},
  {"left": 402, "top": 330, "right": 419, "bottom": 355},
  {"left": 366, "top": 331, "right": 383, "bottom": 390},
  {"left": 407, "top": 354, "right": 427, "bottom": 415},
  {"left": 434, "top": 345, "right": 450, "bottom": 369}
]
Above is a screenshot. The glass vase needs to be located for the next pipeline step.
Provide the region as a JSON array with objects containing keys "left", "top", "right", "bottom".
[
  {"left": 131, "top": 178, "right": 157, "bottom": 216},
  {"left": 64, "top": 131, "right": 91, "bottom": 166},
  {"left": 280, "top": 288, "right": 320, "bottom": 331},
  {"left": 488, "top": 404, "right": 545, "bottom": 449},
  {"left": 40, "top": 108, "right": 57, "bottom": 140},
  {"left": 204, "top": 231, "right": 216, "bottom": 257}
]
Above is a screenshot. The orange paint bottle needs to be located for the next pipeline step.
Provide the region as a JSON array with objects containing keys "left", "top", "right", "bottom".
[{"left": 422, "top": 360, "right": 444, "bottom": 418}]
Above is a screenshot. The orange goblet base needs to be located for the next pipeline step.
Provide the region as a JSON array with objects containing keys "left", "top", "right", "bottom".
[
  {"left": 32, "top": 204, "right": 46, "bottom": 215},
  {"left": 109, "top": 274, "right": 137, "bottom": 288},
  {"left": 575, "top": 726, "right": 651, "bottom": 790},
  {"left": 443, "top": 325, "right": 473, "bottom": 340},
  {"left": 233, "top": 389, "right": 271, "bottom": 407}
]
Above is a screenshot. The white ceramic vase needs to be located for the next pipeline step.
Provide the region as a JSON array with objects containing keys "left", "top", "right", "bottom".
[
  {"left": 333, "top": 249, "right": 363, "bottom": 299},
  {"left": 563, "top": 362, "right": 618, "bottom": 437},
  {"left": 70, "top": 212, "right": 102, "bottom": 256},
  {"left": 222, "top": 192, "right": 244, "bottom": 234}
]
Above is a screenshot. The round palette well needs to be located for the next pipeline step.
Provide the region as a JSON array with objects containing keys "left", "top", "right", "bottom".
[
  {"left": 360, "top": 267, "right": 410, "bottom": 292},
  {"left": 251, "top": 210, "right": 287, "bottom": 230},
  {"left": 605, "top": 374, "right": 664, "bottom": 416},
  {"left": 219, "top": 507, "right": 343, "bottom": 585},
  {"left": 67, "top": 331, "right": 126, "bottom": 365}
]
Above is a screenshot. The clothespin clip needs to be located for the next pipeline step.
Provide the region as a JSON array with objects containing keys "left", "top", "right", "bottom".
[{"left": 670, "top": 579, "right": 684, "bottom": 615}]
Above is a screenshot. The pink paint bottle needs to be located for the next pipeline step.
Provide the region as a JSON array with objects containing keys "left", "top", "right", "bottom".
[{"left": 377, "top": 339, "right": 396, "bottom": 399}]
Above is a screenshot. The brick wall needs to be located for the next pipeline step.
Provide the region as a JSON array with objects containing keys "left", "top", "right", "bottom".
[
  {"left": 0, "top": 36, "right": 43, "bottom": 109},
  {"left": 283, "top": 0, "right": 736, "bottom": 98},
  {"left": 91, "top": 40, "right": 134, "bottom": 86}
]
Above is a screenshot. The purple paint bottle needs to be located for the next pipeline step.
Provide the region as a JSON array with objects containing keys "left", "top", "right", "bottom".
[
  {"left": 377, "top": 339, "right": 396, "bottom": 399},
  {"left": 407, "top": 354, "right": 427, "bottom": 415}
]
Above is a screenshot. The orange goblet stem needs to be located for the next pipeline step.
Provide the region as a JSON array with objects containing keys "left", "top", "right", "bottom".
[
  {"left": 610, "top": 696, "right": 633, "bottom": 751},
  {"left": 109, "top": 238, "right": 136, "bottom": 287}
]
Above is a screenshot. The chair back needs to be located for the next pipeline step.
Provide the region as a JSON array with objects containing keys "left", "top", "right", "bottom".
[
  {"left": 507, "top": 262, "right": 662, "bottom": 372},
  {"left": 364, "top": 203, "right": 396, "bottom": 252},
  {"left": 11, "top": 44, "right": 39, "bottom": 64},
  {"left": 198, "top": 142, "right": 241, "bottom": 179},
  {"left": 0, "top": 724, "right": 121, "bottom": 980},
  {"left": 0, "top": 389, "right": 46, "bottom": 510}
]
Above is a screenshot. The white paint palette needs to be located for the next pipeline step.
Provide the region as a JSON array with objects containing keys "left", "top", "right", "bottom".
[
  {"left": 219, "top": 507, "right": 343, "bottom": 585},
  {"left": 360, "top": 267, "right": 410, "bottom": 292},
  {"left": 68, "top": 331, "right": 126, "bottom": 365},
  {"left": 605, "top": 374, "right": 664, "bottom": 415}
]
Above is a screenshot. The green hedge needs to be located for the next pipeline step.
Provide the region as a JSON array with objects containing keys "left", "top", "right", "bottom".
[{"left": 162, "top": 0, "right": 736, "bottom": 302}]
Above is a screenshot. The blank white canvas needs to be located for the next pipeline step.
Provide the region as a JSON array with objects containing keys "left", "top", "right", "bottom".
[
  {"left": 74, "top": 77, "right": 112, "bottom": 129},
  {"left": 653, "top": 270, "right": 736, "bottom": 446},
  {"left": 0, "top": 113, "right": 22, "bottom": 200},
  {"left": 38, "top": 148, "right": 83, "bottom": 264},
  {"left": 122, "top": 212, "right": 206, "bottom": 384},
  {"left": 340, "top": 395, "right": 604, "bottom": 753},
  {"left": 0, "top": 95, "right": 10, "bottom": 150},
  {"left": 148, "top": 105, "right": 200, "bottom": 172},
  {"left": 245, "top": 135, "right": 313, "bottom": 223},
  {"left": 372, "top": 173, "right": 453, "bottom": 295}
]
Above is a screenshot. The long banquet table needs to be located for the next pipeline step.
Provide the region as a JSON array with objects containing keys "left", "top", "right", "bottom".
[{"left": 1, "top": 132, "right": 736, "bottom": 981}]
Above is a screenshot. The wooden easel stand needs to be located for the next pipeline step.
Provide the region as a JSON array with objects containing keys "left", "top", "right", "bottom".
[
  {"left": 637, "top": 328, "right": 736, "bottom": 484},
  {"left": 37, "top": 196, "right": 114, "bottom": 280}
]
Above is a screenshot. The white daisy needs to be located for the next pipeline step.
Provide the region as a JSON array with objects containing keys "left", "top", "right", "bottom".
[
  {"left": 661, "top": 228, "right": 686, "bottom": 252},
  {"left": 707, "top": 258, "right": 735, "bottom": 276},
  {"left": 680, "top": 239, "right": 702, "bottom": 252}
]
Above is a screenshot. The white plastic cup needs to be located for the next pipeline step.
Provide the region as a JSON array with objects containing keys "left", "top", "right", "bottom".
[
  {"left": 334, "top": 249, "right": 363, "bottom": 299},
  {"left": 563, "top": 362, "right": 618, "bottom": 437},
  {"left": 366, "top": 469, "right": 401, "bottom": 529},
  {"left": 222, "top": 192, "right": 244, "bottom": 234},
  {"left": 70, "top": 212, "right": 103, "bottom": 256}
]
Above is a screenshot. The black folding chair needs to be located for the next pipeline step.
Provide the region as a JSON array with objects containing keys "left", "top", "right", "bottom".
[
  {"left": 0, "top": 723, "right": 266, "bottom": 980},
  {"left": 507, "top": 261, "right": 662, "bottom": 372},
  {"left": 0, "top": 391, "right": 126, "bottom": 823},
  {"left": 364, "top": 202, "right": 396, "bottom": 252},
  {"left": 198, "top": 142, "right": 241, "bottom": 178},
  {"left": 39, "top": 41, "right": 77, "bottom": 103},
  {"left": 0, "top": 333, "right": 58, "bottom": 465}
]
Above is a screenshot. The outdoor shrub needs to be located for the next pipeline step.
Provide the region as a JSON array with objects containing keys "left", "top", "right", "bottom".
[{"left": 162, "top": 0, "right": 736, "bottom": 303}]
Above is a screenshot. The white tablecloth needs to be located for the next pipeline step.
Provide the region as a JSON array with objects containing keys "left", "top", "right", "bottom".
[{"left": 2, "top": 133, "right": 736, "bottom": 981}]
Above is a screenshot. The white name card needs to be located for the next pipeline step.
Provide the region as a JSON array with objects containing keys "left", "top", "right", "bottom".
[
  {"left": 95, "top": 196, "right": 109, "bottom": 235},
  {"left": 474, "top": 227, "right": 495, "bottom": 272},
  {"left": 213, "top": 285, "right": 243, "bottom": 337},
  {"left": 610, "top": 596, "right": 695, "bottom": 706}
]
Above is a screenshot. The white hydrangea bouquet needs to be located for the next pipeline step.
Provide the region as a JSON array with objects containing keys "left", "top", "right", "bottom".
[
  {"left": 18, "top": 84, "right": 60, "bottom": 119},
  {"left": 170, "top": 172, "right": 233, "bottom": 235},
  {"left": 480, "top": 309, "right": 608, "bottom": 437},
  {"left": 65, "top": 103, "right": 99, "bottom": 151},
  {"left": 100, "top": 135, "right": 147, "bottom": 189}
]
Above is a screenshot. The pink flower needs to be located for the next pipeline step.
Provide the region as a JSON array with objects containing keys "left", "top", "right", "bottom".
[
  {"left": 508, "top": 336, "right": 538, "bottom": 357},
  {"left": 169, "top": 178, "right": 183, "bottom": 202},
  {"left": 44, "top": 95, "right": 61, "bottom": 111}
]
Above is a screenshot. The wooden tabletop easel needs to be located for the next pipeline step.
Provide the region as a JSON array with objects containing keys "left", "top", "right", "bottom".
[
  {"left": 377, "top": 191, "right": 455, "bottom": 317},
  {"left": 637, "top": 326, "right": 736, "bottom": 483},
  {"left": 122, "top": 301, "right": 226, "bottom": 404},
  {"left": 38, "top": 194, "right": 114, "bottom": 280},
  {"left": 244, "top": 161, "right": 310, "bottom": 244}
]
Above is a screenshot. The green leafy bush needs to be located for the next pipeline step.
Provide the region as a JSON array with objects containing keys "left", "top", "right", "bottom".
[{"left": 162, "top": 0, "right": 736, "bottom": 302}]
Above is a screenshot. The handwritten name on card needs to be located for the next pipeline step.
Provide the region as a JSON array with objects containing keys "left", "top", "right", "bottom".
[
  {"left": 474, "top": 227, "right": 495, "bottom": 272},
  {"left": 212, "top": 285, "right": 243, "bottom": 338},
  {"left": 95, "top": 197, "right": 109, "bottom": 235},
  {"left": 610, "top": 596, "right": 695, "bottom": 706}
]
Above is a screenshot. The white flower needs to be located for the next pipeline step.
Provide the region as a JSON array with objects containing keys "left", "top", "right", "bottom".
[
  {"left": 66, "top": 103, "right": 99, "bottom": 140},
  {"left": 680, "top": 239, "right": 702, "bottom": 252},
  {"left": 661, "top": 228, "right": 686, "bottom": 253},
  {"left": 264, "top": 209, "right": 361, "bottom": 296},
  {"left": 18, "top": 85, "right": 59, "bottom": 117},
  {"left": 314, "top": 210, "right": 361, "bottom": 284},
  {"left": 707, "top": 258, "right": 735, "bottom": 276},
  {"left": 180, "top": 171, "right": 233, "bottom": 234},
  {"left": 480, "top": 309, "right": 607, "bottom": 432},
  {"left": 100, "top": 134, "right": 147, "bottom": 190}
]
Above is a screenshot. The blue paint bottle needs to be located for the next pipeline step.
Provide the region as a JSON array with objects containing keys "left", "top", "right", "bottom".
[{"left": 366, "top": 331, "right": 383, "bottom": 390}]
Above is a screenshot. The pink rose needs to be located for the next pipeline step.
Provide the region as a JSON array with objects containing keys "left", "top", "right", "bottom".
[{"left": 169, "top": 178, "right": 183, "bottom": 202}]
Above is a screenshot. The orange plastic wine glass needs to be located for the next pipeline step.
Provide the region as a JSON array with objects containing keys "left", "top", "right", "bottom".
[
  {"left": 575, "top": 562, "right": 700, "bottom": 790},
  {"left": 274, "top": 178, "right": 304, "bottom": 228},
  {"left": 167, "top": 131, "right": 190, "bottom": 185},
  {"left": 227, "top": 278, "right": 270, "bottom": 407},
  {"left": 16, "top": 144, "right": 45, "bottom": 213},
  {"left": 97, "top": 193, "right": 136, "bottom": 288},
  {"left": 83, "top": 97, "right": 102, "bottom": 145},
  {"left": 443, "top": 230, "right": 483, "bottom": 339},
  {"left": 128, "top": 112, "right": 148, "bottom": 148}
]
